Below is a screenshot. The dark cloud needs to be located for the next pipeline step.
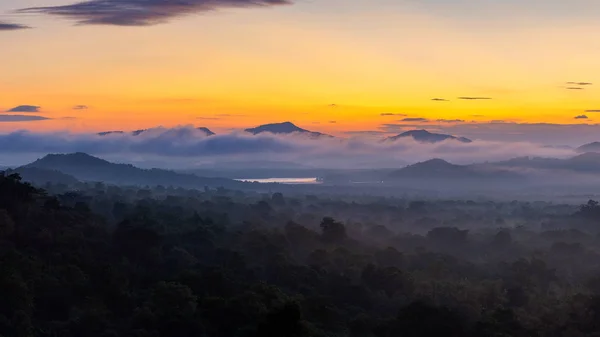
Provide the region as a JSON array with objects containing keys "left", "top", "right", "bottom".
[
  {"left": 73, "top": 105, "right": 88, "bottom": 110},
  {"left": 0, "top": 115, "right": 50, "bottom": 122},
  {"left": 19, "top": 0, "right": 293, "bottom": 26},
  {"left": 575, "top": 115, "right": 589, "bottom": 119},
  {"left": 380, "top": 113, "right": 407, "bottom": 116},
  {"left": 458, "top": 97, "right": 492, "bottom": 100},
  {"left": 401, "top": 118, "right": 429, "bottom": 122},
  {"left": 6, "top": 105, "right": 41, "bottom": 113},
  {"left": 0, "top": 22, "right": 30, "bottom": 31},
  {"left": 431, "top": 98, "right": 449, "bottom": 102},
  {"left": 566, "top": 87, "right": 584, "bottom": 90},
  {"left": 567, "top": 82, "right": 593, "bottom": 85},
  {"left": 437, "top": 119, "right": 465, "bottom": 123}
]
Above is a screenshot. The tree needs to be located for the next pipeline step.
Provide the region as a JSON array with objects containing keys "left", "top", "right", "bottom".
[{"left": 320, "top": 217, "right": 347, "bottom": 243}]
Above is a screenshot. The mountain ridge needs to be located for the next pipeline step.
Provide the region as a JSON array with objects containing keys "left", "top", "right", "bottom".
[
  {"left": 24, "top": 153, "right": 243, "bottom": 189},
  {"left": 385, "top": 130, "right": 472, "bottom": 143}
]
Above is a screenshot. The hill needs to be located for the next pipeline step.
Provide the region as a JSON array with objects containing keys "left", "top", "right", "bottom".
[
  {"left": 245, "top": 122, "right": 329, "bottom": 137},
  {"left": 385, "top": 130, "right": 472, "bottom": 143},
  {"left": 5, "top": 167, "right": 79, "bottom": 186},
  {"left": 24, "top": 153, "right": 242, "bottom": 189},
  {"left": 576, "top": 142, "right": 600, "bottom": 153},
  {"left": 388, "top": 159, "right": 523, "bottom": 187},
  {"left": 488, "top": 153, "right": 600, "bottom": 173}
]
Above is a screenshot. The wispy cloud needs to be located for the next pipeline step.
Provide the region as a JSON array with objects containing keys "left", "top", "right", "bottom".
[
  {"left": 585, "top": 110, "right": 600, "bottom": 113},
  {"left": 19, "top": 0, "right": 293, "bottom": 26},
  {"left": 0, "top": 22, "right": 30, "bottom": 31},
  {"left": 458, "top": 97, "right": 492, "bottom": 100},
  {"left": 431, "top": 98, "right": 449, "bottom": 102},
  {"left": 0, "top": 115, "right": 50, "bottom": 122},
  {"left": 401, "top": 118, "right": 429, "bottom": 122},
  {"left": 380, "top": 113, "right": 407, "bottom": 116},
  {"left": 567, "top": 82, "right": 593, "bottom": 86},
  {"left": 575, "top": 115, "right": 589, "bottom": 119},
  {"left": 72, "top": 105, "right": 88, "bottom": 110},
  {"left": 6, "top": 105, "right": 41, "bottom": 113},
  {"left": 197, "top": 117, "right": 221, "bottom": 120},
  {"left": 566, "top": 87, "right": 584, "bottom": 90},
  {"left": 437, "top": 119, "right": 465, "bottom": 123}
]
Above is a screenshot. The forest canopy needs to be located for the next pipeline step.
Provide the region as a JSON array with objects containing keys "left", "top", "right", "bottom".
[{"left": 2, "top": 172, "right": 600, "bottom": 336}]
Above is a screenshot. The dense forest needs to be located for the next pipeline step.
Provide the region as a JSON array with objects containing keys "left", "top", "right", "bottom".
[{"left": 4, "top": 172, "right": 600, "bottom": 336}]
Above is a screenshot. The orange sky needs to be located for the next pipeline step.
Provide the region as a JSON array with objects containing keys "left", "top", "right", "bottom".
[{"left": 2, "top": 0, "right": 600, "bottom": 136}]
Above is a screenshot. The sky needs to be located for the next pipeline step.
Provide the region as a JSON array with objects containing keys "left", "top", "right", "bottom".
[{"left": 2, "top": 0, "right": 600, "bottom": 146}]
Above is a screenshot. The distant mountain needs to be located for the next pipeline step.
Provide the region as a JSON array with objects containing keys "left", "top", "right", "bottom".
[
  {"left": 6, "top": 167, "right": 79, "bottom": 186},
  {"left": 389, "top": 158, "right": 521, "bottom": 183},
  {"left": 98, "top": 127, "right": 215, "bottom": 137},
  {"left": 245, "top": 122, "right": 328, "bottom": 137},
  {"left": 576, "top": 142, "right": 600, "bottom": 153},
  {"left": 23, "top": 153, "right": 242, "bottom": 189},
  {"left": 385, "top": 130, "right": 472, "bottom": 143},
  {"left": 488, "top": 153, "right": 600, "bottom": 173}
]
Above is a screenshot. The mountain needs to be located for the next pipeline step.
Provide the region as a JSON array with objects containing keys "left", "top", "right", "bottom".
[
  {"left": 23, "top": 153, "right": 242, "bottom": 189},
  {"left": 487, "top": 153, "right": 600, "bottom": 173},
  {"left": 385, "top": 130, "right": 472, "bottom": 143},
  {"left": 388, "top": 159, "right": 522, "bottom": 185},
  {"left": 98, "top": 127, "right": 215, "bottom": 137},
  {"left": 576, "top": 142, "right": 600, "bottom": 153},
  {"left": 245, "top": 122, "right": 328, "bottom": 137},
  {"left": 5, "top": 167, "right": 79, "bottom": 186}
]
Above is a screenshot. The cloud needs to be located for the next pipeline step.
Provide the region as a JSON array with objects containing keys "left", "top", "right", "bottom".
[
  {"left": 6, "top": 105, "right": 41, "bottom": 113},
  {"left": 458, "top": 97, "right": 492, "bottom": 100},
  {"left": 437, "top": 119, "right": 465, "bottom": 123},
  {"left": 0, "top": 126, "right": 576, "bottom": 169},
  {"left": 0, "top": 22, "right": 30, "bottom": 31},
  {"left": 380, "top": 113, "right": 407, "bottom": 116},
  {"left": 567, "top": 82, "right": 593, "bottom": 85},
  {"left": 197, "top": 117, "right": 221, "bottom": 120},
  {"left": 0, "top": 115, "right": 50, "bottom": 122},
  {"left": 382, "top": 122, "right": 600, "bottom": 147},
  {"left": 575, "top": 115, "right": 589, "bottom": 119},
  {"left": 329, "top": 121, "right": 337, "bottom": 124},
  {"left": 73, "top": 105, "right": 88, "bottom": 110},
  {"left": 401, "top": 118, "right": 429, "bottom": 122},
  {"left": 328, "top": 104, "right": 338, "bottom": 108},
  {"left": 19, "top": 0, "right": 293, "bottom": 26},
  {"left": 585, "top": 110, "right": 600, "bottom": 113},
  {"left": 566, "top": 87, "right": 584, "bottom": 90},
  {"left": 431, "top": 98, "right": 449, "bottom": 102}
]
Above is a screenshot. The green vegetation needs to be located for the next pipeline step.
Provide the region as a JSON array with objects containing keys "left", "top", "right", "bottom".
[{"left": 3, "top": 172, "right": 600, "bottom": 336}]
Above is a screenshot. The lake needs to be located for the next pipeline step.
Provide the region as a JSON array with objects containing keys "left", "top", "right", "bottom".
[{"left": 236, "top": 177, "right": 321, "bottom": 184}]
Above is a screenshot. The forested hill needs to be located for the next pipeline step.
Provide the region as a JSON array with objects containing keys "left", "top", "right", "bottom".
[
  {"left": 3, "top": 172, "right": 600, "bottom": 336},
  {"left": 23, "top": 152, "right": 245, "bottom": 189}
]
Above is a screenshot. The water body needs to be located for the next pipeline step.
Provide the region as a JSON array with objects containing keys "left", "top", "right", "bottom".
[{"left": 236, "top": 177, "right": 321, "bottom": 184}]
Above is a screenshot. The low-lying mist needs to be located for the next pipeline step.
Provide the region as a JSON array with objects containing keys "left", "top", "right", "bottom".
[{"left": 0, "top": 126, "right": 576, "bottom": 169}]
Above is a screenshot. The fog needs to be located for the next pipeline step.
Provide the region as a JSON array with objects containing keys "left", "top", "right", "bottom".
[{"left": 0, "top": 126, "right": 576, "bottom": 169}]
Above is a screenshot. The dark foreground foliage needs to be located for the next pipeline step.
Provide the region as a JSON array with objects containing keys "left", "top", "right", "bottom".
[{"left": 4, "top": 173, "right": 600, "bottom": 336}]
